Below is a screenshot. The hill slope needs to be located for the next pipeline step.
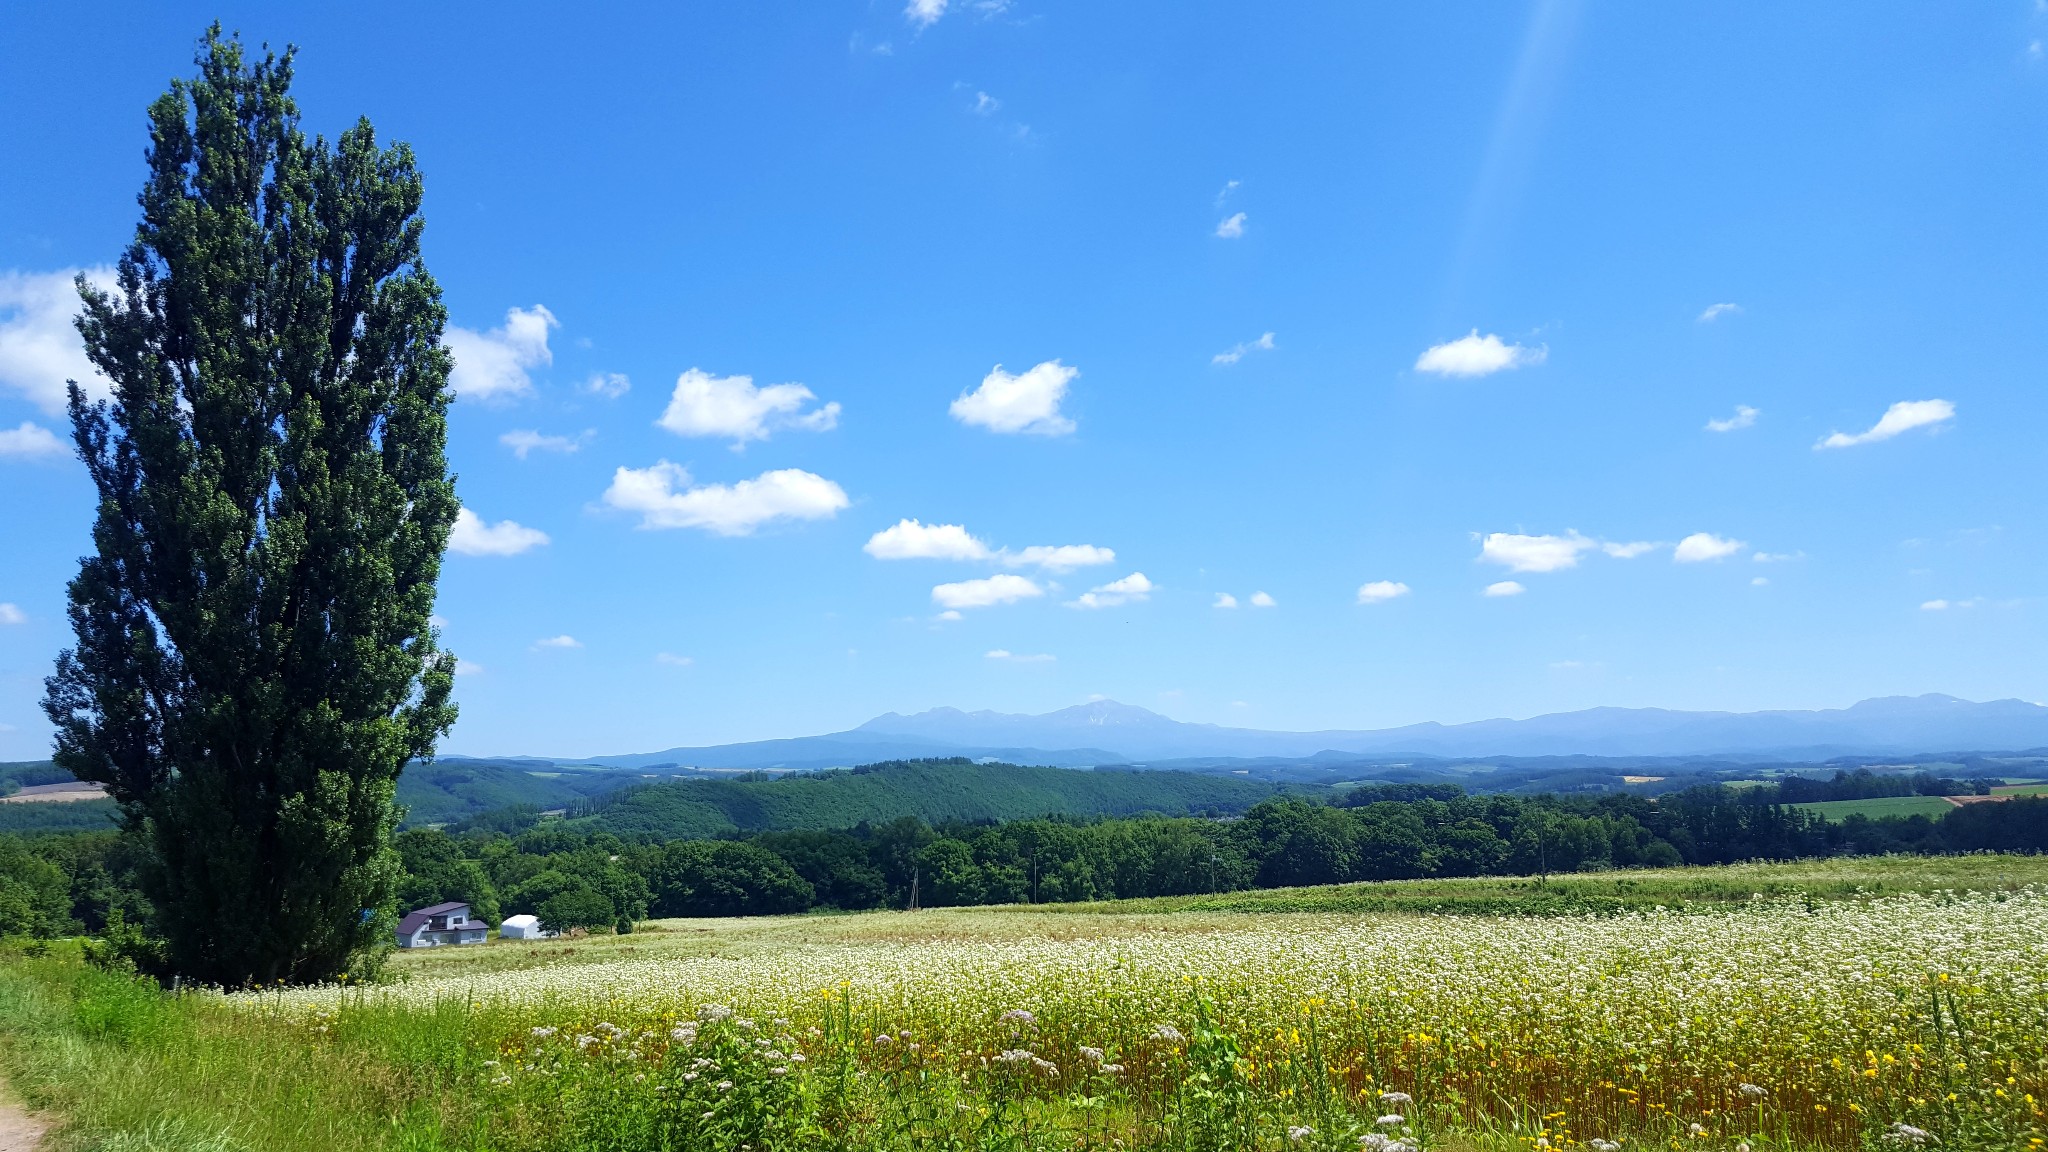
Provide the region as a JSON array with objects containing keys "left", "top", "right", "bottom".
[{"left": 572, "top": 760, "right": 1280, "bottom": 840}]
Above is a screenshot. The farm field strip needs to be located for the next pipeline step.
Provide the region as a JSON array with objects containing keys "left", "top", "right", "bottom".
[{"left": 251, "top": 887, "right": 2048, "bottom": 1150}]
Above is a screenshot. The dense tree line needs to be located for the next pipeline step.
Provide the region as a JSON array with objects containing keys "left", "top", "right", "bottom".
[
  {"left": 1767, "top": 768, "right": 1994, "bottom": 803},
  {"left": 0, "top": 786, "right": 2038, "bottom": 939},
  {"left": 362, "top": 785, "right": 2048, "bottom": 926}
]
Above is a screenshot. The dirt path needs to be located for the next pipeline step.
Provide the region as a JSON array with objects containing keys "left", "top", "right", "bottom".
[{"left": 0, "top": 1102, "right": 42, "bottom": 1151}]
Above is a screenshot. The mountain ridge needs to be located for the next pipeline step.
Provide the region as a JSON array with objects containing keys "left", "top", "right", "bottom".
[{"left": 504, "top": 693, "right": 2048, "bottom": 769}]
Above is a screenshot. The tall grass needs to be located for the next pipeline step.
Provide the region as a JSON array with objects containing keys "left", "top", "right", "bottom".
[{"left": 0, "top": 866, "right": 2042, "bottom": 1150}]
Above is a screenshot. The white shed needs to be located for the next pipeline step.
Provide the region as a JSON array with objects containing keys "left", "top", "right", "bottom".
[{"left": 498, "top": 913, "right": 551, "bottom": 940}]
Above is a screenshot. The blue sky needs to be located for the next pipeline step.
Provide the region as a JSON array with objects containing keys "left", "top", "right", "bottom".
[{"left": 3, "top": 3, "right": 2046, "bottom": 759}]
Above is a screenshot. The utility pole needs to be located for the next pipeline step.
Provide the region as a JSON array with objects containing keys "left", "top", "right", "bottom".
[{"left": 908, "top": 866, "right": 920, "bottom": 913}]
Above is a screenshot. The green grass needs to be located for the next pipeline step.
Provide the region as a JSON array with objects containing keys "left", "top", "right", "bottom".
[
  {"left": 1991, "top": 781, "right": 2048, "bottom": 796},
  {"left": 1789, "top": 794, "right": 1959, "bottom": 821}
]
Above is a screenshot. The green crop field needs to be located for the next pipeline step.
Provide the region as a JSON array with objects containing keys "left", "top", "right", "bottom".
[
  {"left": 1789, "top": 794, "right": 1960, "bottom": 821},
  {"left": 1, "top": 855, "right": 2043, "bottom": 1152}
]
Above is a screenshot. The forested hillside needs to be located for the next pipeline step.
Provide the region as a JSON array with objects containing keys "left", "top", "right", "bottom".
[{"left": 565, "top": 759, "right": 1280, "bottom": 839}]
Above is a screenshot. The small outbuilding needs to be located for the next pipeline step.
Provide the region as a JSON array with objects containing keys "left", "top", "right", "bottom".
[
  {"left": 498, "top": 913, "right": 552, "bottom": 941},
  {"left": 396, "top": 901, "right": 488, "bottom": 948}
]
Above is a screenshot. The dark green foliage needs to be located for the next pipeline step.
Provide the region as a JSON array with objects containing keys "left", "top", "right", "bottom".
[
  {"left": 0, "top": 761, "right": 81, "bottom": 794},
  {"left": 0, "top": 839, "right": 76, "bottom": 937},
  {"left": 1770, "top": 768, "right": 1994, "bottom": 803},
  {"left": 38, "top": 28, "right": 456, "bottom": 984},
  {"left": 393, "top": 829, "right": 499, "bottom": 925},
  {"left": 576, "top": 760, "right": 1278, "bottom": 840},
  {"left": 536, "top": 887, "right": 617, "bottom": 935},
  {"left": 0, "top": 801, "right": 119, "bottom": 835},
  {"left": 395, "top": 761, "right": 630, "bottom": 826},
  {"left": 648, "top": 841, "right": 814, "bottom": 917}
]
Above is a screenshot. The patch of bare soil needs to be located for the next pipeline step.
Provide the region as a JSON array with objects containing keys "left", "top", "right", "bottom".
[{"left": 0, "top": 1102, "right": 45, "bottom": 1151}]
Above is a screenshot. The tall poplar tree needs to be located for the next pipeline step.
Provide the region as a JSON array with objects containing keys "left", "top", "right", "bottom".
[{"left": 42, "top": 27, "right": 458, "bottom": 985}]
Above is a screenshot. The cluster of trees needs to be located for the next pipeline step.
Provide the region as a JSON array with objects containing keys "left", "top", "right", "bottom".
[
  {"left": 1768, "top": 768, "right": 1996, "bottom": 803},
  {"left": 385, "top": 784, "right": 2048, "bottom": 926}
]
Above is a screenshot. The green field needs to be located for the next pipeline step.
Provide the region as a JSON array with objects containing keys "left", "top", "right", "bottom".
[
  {"left": 1, "top": 855, "right": 2043, "bottom": 1152},
  {"left": 1789, "top": 794, "right": 1959, "bottom": 821}
]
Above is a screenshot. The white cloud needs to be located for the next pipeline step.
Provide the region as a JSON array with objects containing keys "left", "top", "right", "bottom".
[
  {"left": 972, "top": 91, "right": 1000, "bottom": 115},
  {"left": 448, "top": 508, "right": 550, "bottom": 556},
  {"left": 1068, "top": 572, "right": 1153, "bottom": 609},
  {"left": 0, "top": 267, "right": 118, "bottom": 413},
  {"left": 0, "top": 603, "right": 25, "bottom": 625},
  {"left": 1698, "top": 303, "right": 1743, "bottom": 322},
  {"left": 1673, "top": 532, "right": 1744, "bottom": 563},
  {"left": 454, "top": 659, "right": 484, "bottom": 676},
  {"left": 603, "top": 461, "right": 849, "bottom": 536},
  {"left": 1752, "top": 551, "right": 1801, "bottom": 563},
  {"left": 1752, "top": 577, "right": 1769, "bottom": 586},
  {"left": 500, "top": 429, "right": 588, "bottom": 459},
  {"left": 1213, "top": 593, "right": 1239, "bottom": 609},
  {"left": 986, "top": 649, "right": 1055, "bottom": 663},
  {"left": 656, "top": 652, "right": 694, "bottom": 666},
  {"left": 0, "top": 421, "right": 66, "bottom": 460},
  {"left": 1480, "top": 531, "right": 1594, "bottom": 573},
  {"left": 657, "top": 368, "right": 839, "bottom": 447},
  {"left": 1357, "top": 580, "right": 1411, "bottom": 604},
  {"left": 934, "top": 610, "right": 963, "bottom": 622},
  {"left": 866, "top": 519, "right": 993, "bottom": 562},
  {"left": 1003, "top": 544, "right": 1114, "bottom": 572},
  {"left": 950, "top": 361, "right": 1077, "bottom": 436},
  {"left": 932, "top": 574, "right": 1043, "bottom": 610},
  {"left": 1484, "top": 580, "right": 1526, "bottom": 597},
  {"left": 1817, "top": 399, "right": 1955, "bottom": 449},
  {"left": 1215, "top": 212, "right": 1247, "bottom": 239},
  {"left": 1601, "top": 541, "right": 1657, "bottom": 559},
  {"left": 446, "top": 305, "right": 556, "bottom": 401},
  {"left": 1415, "top": 331, "right": 1547, "bottom": 378},
  {"left": 862, "top": 522, "right": 1112, "bottom": 570},
  {"left": 1212, "top": 332, "right": 1275, "bottom": 366},
  {"left": 1249, "top": 591, "right": 1276, "bottom": 608},
  {"left": 1216, "top": 179, "right": 1241, "bottom": 205},
  {"left": 1706, "top": 405, "right": 1758, "bottom": 433},
  {"left": 582, "top": 372, "right": 630, "bottom": 399},
  {"left": 905, "top": 0, "right": 946, "bottom": 26},
  {"left": 1922, "top": 596, "right": 1984, "bottom": 611},
  {"left": 534, "top": 635, "right": 582, "bottom": 649}
]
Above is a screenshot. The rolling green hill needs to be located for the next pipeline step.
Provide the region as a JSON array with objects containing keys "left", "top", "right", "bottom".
[
  {"left": 0, "top": 758, "right": 639, "bottom": 831},
  {"left": 573, "top": 759, "right": 1282, "bottom": 840},
  {"left": 395, "top": 759, "right": 637, "bottom": 825}
]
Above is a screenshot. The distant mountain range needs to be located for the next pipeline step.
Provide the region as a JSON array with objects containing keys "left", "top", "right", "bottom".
[{"left": 517, "top": 694, "right": 2048, "bottom": 771}]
